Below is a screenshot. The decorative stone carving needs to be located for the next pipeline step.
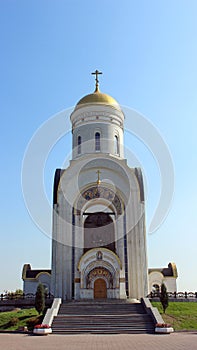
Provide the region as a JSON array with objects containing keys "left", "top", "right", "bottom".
[
  {"left": 87, "top": 267, "right": 113, "bottom": 289},
  {"left": 77, "top": 186, "right": 122, "bottom": 215},
  {"left": 78, "top": 248, "right": 122, "bottom": 298}
]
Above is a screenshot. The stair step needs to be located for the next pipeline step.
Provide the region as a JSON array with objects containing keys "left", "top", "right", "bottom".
[{"left": 51, "top": 301, "right": 155, "bottom": 334}]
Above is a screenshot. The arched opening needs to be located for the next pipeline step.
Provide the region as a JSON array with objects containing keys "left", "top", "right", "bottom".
[
  {"left": 152, "top": 284, "right": 160, "bottom": 296},
  {"left": 94, "top": 278, "right": 107, "bottom": 299},
  {"left": 78, "top": 249, "right": 122, "bottom": 300},
  {"left": 84, "top": 212, "right": 115, "bottom": 253},
  {"left": 114, "top": 135, "right": 119, "bottom": 155},
  {"left": 77, "top": 135, "right": 81, "bottom": 154},
  {"left": 95, "top": 132, "right": 100, "bottom": 151}
]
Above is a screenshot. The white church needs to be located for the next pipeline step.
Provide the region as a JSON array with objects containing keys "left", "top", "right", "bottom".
[{"left": 22, "top": 71, "right": 177, "bottom": 300}]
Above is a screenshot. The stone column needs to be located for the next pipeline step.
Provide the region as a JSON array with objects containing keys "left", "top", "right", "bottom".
[
  {"left": 116, "top": 214, "right": 126, "bottom": 299},
  {"left": 61, "top": 202, "right": 73, "bottom": 301},
  {"left": 74, "top": 213, "right": 83, "bottom": 299},
  {"left": 126, "top": 190, "right": 139, "bottom": 300}
]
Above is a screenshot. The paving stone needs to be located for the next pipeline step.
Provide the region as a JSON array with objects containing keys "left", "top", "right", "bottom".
[{"left": 0, "top": 333, "right": 197, "bottom": 350}]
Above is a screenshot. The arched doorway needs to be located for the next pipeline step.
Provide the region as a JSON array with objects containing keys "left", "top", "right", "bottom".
[
  {"left": 78, "top": 248, "right": 123, "bottom": 300},
  {"left": 94, "top": 278, "right": 107, "bottom": 299},
  {"left": 84, "top": 212, "right": 115, "bottom": 253}
]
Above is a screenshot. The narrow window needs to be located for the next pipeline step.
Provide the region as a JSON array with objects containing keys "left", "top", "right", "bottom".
[
  {"left": 77, "top": 135, "right": 81, "bottom": 154},
  {"left": 95, "top": 132, "right": 100, "bottom": 151},
  {"left": 114, "top": 135, "right": 119, "bottom": 155}
]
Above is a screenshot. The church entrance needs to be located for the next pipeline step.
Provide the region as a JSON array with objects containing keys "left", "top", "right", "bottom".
[
  {"left": 94, "top": 278, "right": 107, "bottom": 299},
  {"left": 84, "top": 212, "right": 115, "bottom": 253},
  {"left": 78, "top": 248, "right": 122, "bottom": 300}
]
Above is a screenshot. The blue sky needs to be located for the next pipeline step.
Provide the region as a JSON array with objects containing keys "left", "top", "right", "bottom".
[{"left": 0, "top": 0, "right": 197, "bottom": 292}]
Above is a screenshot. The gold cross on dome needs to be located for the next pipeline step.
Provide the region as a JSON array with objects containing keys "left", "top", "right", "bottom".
[
  {"left": 96, "top": 169, "right": 101, "bottom": 185},
  {"left": 91, "top": 70, "right": 102, "bottom": 91}
]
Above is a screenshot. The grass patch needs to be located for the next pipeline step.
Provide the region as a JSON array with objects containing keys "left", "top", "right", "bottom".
[
  {"left": 152, "top": 301, "right": 197, "bottom": 331},
  {"left": 0, "top": 308, "right": 43, "bottom": 331}
]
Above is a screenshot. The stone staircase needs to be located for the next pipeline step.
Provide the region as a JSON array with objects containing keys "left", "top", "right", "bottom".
[{"left": 52, "top": 300, "right": 155, "bottom": 334}]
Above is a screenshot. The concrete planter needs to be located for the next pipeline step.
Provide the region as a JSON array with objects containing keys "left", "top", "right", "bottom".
[
  {"left": 33, "top": 327, "right": 52, "bottom": 335},
  {"left": 155, "top": 327, "right": 174, "bottom": 334}
]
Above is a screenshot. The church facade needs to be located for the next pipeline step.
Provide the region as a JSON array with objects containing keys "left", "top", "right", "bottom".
[
  {"left": 22, "top": 71, "right": 177, "bottom": 300},
  {"left": 51, "top": 71, "right": 148, "bottom": 301}
]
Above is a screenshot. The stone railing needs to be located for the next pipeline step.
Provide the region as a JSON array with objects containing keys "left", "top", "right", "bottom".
[
  {"left": 42, "top": 298, "right": 61, "bottom": 327},
  {"left": 141, "top": 298, "right": 164, "bottom": 324}
]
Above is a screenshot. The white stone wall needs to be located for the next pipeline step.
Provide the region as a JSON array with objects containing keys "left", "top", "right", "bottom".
[
  {"left": 51, "top": 155, "right": 148, "bottom": 300},
  {"left": 163, "top": 277, "right": 177, "bottom": 293},
  {"left": 23, "top": 273, "right": 51, "bottom": 294},
  {"left": 70, "top": 104, "right": 124, "bottom": 159},
  {"left": 148, "top": 271, "right": 177, "bottom": 293},
  {"left": 24, "top": 280, "right": 38, "bottom": 294}
]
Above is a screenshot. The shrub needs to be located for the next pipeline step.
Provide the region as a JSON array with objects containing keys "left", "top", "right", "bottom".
[
  {"left": 8, "top": 317, "right": 19, "bottom": 327},
  {"left": 26, "top": 316, "right": 42, "bottom": 330},
  {"left": 35, "top": 283, "right": 45, "bottom": 314},
  {"left": 160, "top": 283, "right": 169, "bottom": 313}
]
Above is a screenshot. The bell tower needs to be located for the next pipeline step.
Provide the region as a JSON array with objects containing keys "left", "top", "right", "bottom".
[
  {"left": 51, "top": 71, "right": 148, "bottom": 301},
  {"left": 70, "top": 70, "right": 124, "bottom": 160}
]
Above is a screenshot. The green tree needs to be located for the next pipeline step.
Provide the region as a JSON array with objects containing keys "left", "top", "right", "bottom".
[
  {"left": 15, "top": 289, "right": 23, "bottom": 295},
  {"left": 35, "top": 283, "right": 45, "bottom": 314},
  {"left": 160, "top": 283, "right": 169, "bottom": 313}
]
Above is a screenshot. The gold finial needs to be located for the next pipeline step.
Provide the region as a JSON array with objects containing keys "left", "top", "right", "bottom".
[
  {"left": 96, "top": 169, "right": 101, "bottom": 185},
  {"left": 91, "top": 69, "right": 102, "bottom": 92}
]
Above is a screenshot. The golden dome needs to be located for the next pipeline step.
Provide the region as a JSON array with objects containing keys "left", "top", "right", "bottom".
[{"left": 75, "top": 87, "right": 121, "bottom": 111}]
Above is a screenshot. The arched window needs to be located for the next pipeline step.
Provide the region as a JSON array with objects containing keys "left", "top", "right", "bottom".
[
  {"left": 95, "top": 132, "right": 100, "bottom": 151},
  {"left": 114, "top": 135, "right": 119, "bottom": 155},
  {"left": 77, "top": 135, "right": 81, "bottom": 154}
]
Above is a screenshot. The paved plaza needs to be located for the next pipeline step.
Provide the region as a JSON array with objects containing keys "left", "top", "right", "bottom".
[{"left": 0, "top": 333, "right": 197, "bottom": 350}]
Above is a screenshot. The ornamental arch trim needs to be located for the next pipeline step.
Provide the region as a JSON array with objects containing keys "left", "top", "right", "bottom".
[
  {"left": 76, "top": 185, "right": 123, "bottom": 215},
  {"left": 77, "top": 247, "right": 122, "bottom": 271},
  {"left": 87, "top": 267, "right": 113, "bottom": 289},
  {"left": 78, "top": 248, "right": 121, "bottom": 290}
]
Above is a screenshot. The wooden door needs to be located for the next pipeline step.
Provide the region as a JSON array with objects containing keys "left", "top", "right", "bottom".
[{"left": 94, "top": 278, "right": 107, "bottom": 299}]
